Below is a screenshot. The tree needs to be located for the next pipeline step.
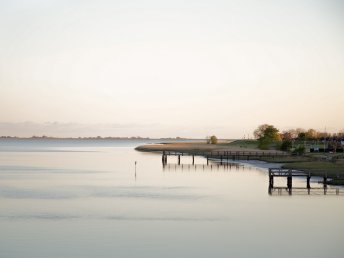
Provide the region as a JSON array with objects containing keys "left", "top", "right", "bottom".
[
  {"left": 297, "top": 132, "right": 306, "bottom": 141},
  {"left": 253, "top": 124, "right": 281, "bottom": 149},
  {"left": 295, "top": 128, "right": 305, "bottom": 135},
  {"left": 281, "top": 131, "right": 293, "bottom": 141},
  {"left": 280, "top": 139, "right": 292, "bottom": 151},
  {"left": 338, "top": 129, "right": 344, "bottom": 138},
  {"left": 253, "top": 124, "right": 270, "bottom": 139},
  {"left": 264, "top": 126, "right": 281, "bottom": 141},
  {"left": 305, "top": 129, "right": 318, "bottom": 140},
  {"left": 286, "top": 129, "right": 298, "bottom": 139},
  {"left": 210, "top": 135, "right": 218, "bottom": 144}
]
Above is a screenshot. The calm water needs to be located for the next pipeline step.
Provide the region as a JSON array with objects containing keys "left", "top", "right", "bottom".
[{"left": 0, "top": 139, "right": 343, "bottom": 258}]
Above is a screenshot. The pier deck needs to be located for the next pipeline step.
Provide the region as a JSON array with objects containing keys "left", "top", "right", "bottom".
[{"left": 162, "top": 150, "right": 288, "bottom": 165}]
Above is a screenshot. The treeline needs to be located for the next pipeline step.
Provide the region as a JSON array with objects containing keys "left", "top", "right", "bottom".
[{"left": 253, "top": 124, "right": 344, "bottom": 153}]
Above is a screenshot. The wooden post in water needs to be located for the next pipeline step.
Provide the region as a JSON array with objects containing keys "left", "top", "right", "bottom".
[
  {"left": 287, "top": 173, "right": 292, "bottom": 189},
  {"left": 206, "top": 156, "right": 209, "bottom": 165},
  {"left": 162, "top": 151, "right": 166, "bottom": 165},
  {"left": 269, "top": 174, "right": 274, "bottom": 188},
  {"left": 192, "top": 155, "right": 195, "bottom": 165},
  {"left": 220, "top": 155, "right": 223, "bottom": 165},
  {"left": 307, "top": 174, "right": 311, "bottom": 189},
  {"left": 178, "top": 155, "right": 181, "bottom": 165},
  {"left": 323, "top": 174, "right": 327, "bottom": 187}
]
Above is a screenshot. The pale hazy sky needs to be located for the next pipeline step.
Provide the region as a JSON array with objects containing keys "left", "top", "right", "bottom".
[{"left": 0, "top": 0, "right": 343, "bottom": 138}]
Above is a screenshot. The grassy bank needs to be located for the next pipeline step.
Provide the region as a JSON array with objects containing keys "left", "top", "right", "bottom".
[
  {"left": 282, "top": 160, "right": 344, "bottom": 185},
  {"left": 135, "top": 139, "right": 282, "bottom": 154}
]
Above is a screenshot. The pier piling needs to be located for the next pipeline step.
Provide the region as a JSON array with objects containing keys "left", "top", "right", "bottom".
[
  {"left": 269, "top": 174, "right": 274, "bottom": 188},
  {"left": 287, "top": 175, "right": 292, "bottom": 189}
]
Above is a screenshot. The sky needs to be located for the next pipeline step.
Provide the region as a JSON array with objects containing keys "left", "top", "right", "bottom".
[{"left": 0, "top": 0, "right": 343, "bottom": 138}]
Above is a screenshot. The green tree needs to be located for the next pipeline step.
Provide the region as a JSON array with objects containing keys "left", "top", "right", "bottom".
[
  {"left": 254, "top": 124, "right": 281, "bottom": 149},
  {"left": 264, "top": 126, "right": 281, "bottom": 141},
  {"left": 253, "top": 124, "right": 270, "bottom": 139}
]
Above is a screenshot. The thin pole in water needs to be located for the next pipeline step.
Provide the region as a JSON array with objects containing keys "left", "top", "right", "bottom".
[{"left": 135, "top": 161, "right": 137, "bottom": 180}]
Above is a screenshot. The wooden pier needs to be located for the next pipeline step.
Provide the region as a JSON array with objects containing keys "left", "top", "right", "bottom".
[
  {"left": 268, "top": 168, "right": 332, "bottom": 196},
  {"left": 160, "top": 152, "right": 341, "bottom": 196},
  {"left": 162, "top": 150, "right": 288, "bottom": 166},
  {"left": 268, "top": 168, "right": 313, "bottom": 189}
]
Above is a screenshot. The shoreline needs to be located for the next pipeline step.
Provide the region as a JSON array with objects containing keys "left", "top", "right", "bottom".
[
  {"left": 136, "top": 141, "right": 344, "bottom": 186},
  {"left": 136, "top": 142, "right": 287, "bottom": 170}
]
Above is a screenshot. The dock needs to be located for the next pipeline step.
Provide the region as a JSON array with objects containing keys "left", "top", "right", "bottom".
[
  {"left": 268, "top": 168, "right": 333, "bottom": 195},
  {"left": 162, "top": 150, "right": 288, "bottom": 166},
  {"left": 268, "top": 168, "right": 314, "bottom": 189}
]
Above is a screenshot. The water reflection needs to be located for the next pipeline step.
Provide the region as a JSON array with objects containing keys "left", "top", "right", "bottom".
[
  {"left": 268, "top": 186, "right": 342, "bottom": 196},
  {"left": 0, "top": 185, "right": 205, "bottom": 200},
  {"left": 162, "top": 163, "right": 247, "bottom": 172}
]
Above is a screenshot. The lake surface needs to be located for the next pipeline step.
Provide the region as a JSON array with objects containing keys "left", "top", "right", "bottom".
[{"left": 0, "top": 139, "right": 343, "bottom": 258}]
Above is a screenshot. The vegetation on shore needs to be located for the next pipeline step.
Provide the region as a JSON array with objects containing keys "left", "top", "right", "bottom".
[
  {"left": 251, "top": 124, "right": 344, "bottom": 184},
  {"left": 206, "top": 135, "right": 218, "bottom": 145}
]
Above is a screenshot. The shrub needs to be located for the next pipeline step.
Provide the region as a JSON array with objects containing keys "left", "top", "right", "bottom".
[
  {"left": 292, "top": 146, "right": 305, "bottom": 155},
  {"left": 210, "top": 135, "right": 218, "bottom": 144}
]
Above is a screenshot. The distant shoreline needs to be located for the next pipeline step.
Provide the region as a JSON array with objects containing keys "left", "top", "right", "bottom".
[{"left": 0, "top": 136, "right": 197, "bottom": 141}]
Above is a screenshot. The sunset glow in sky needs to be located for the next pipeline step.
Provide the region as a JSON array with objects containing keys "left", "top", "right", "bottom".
[{"left": 1, "top": 0, "right": 343, "bottom": 138}]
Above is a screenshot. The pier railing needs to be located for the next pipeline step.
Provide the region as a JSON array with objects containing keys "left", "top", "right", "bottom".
[
  {"left": 162, "top": 150, "right": 288, "bottom": 157},
  {"left": 269, "top": 168, "right": 313, "bottom": 189},
  {"left": 161, "top": 150, "right": 289, "bottom": 165}
]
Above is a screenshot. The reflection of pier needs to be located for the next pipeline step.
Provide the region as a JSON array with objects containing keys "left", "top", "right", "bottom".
[
  {"left": 162, "top": 150, "right": 288, "bottom": 166},
  {"left": 163, "top": 163, "right": 245, "bottom": 172},
  {"left": 268, "top": 186, "right": 342, "bottom": 196}
]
